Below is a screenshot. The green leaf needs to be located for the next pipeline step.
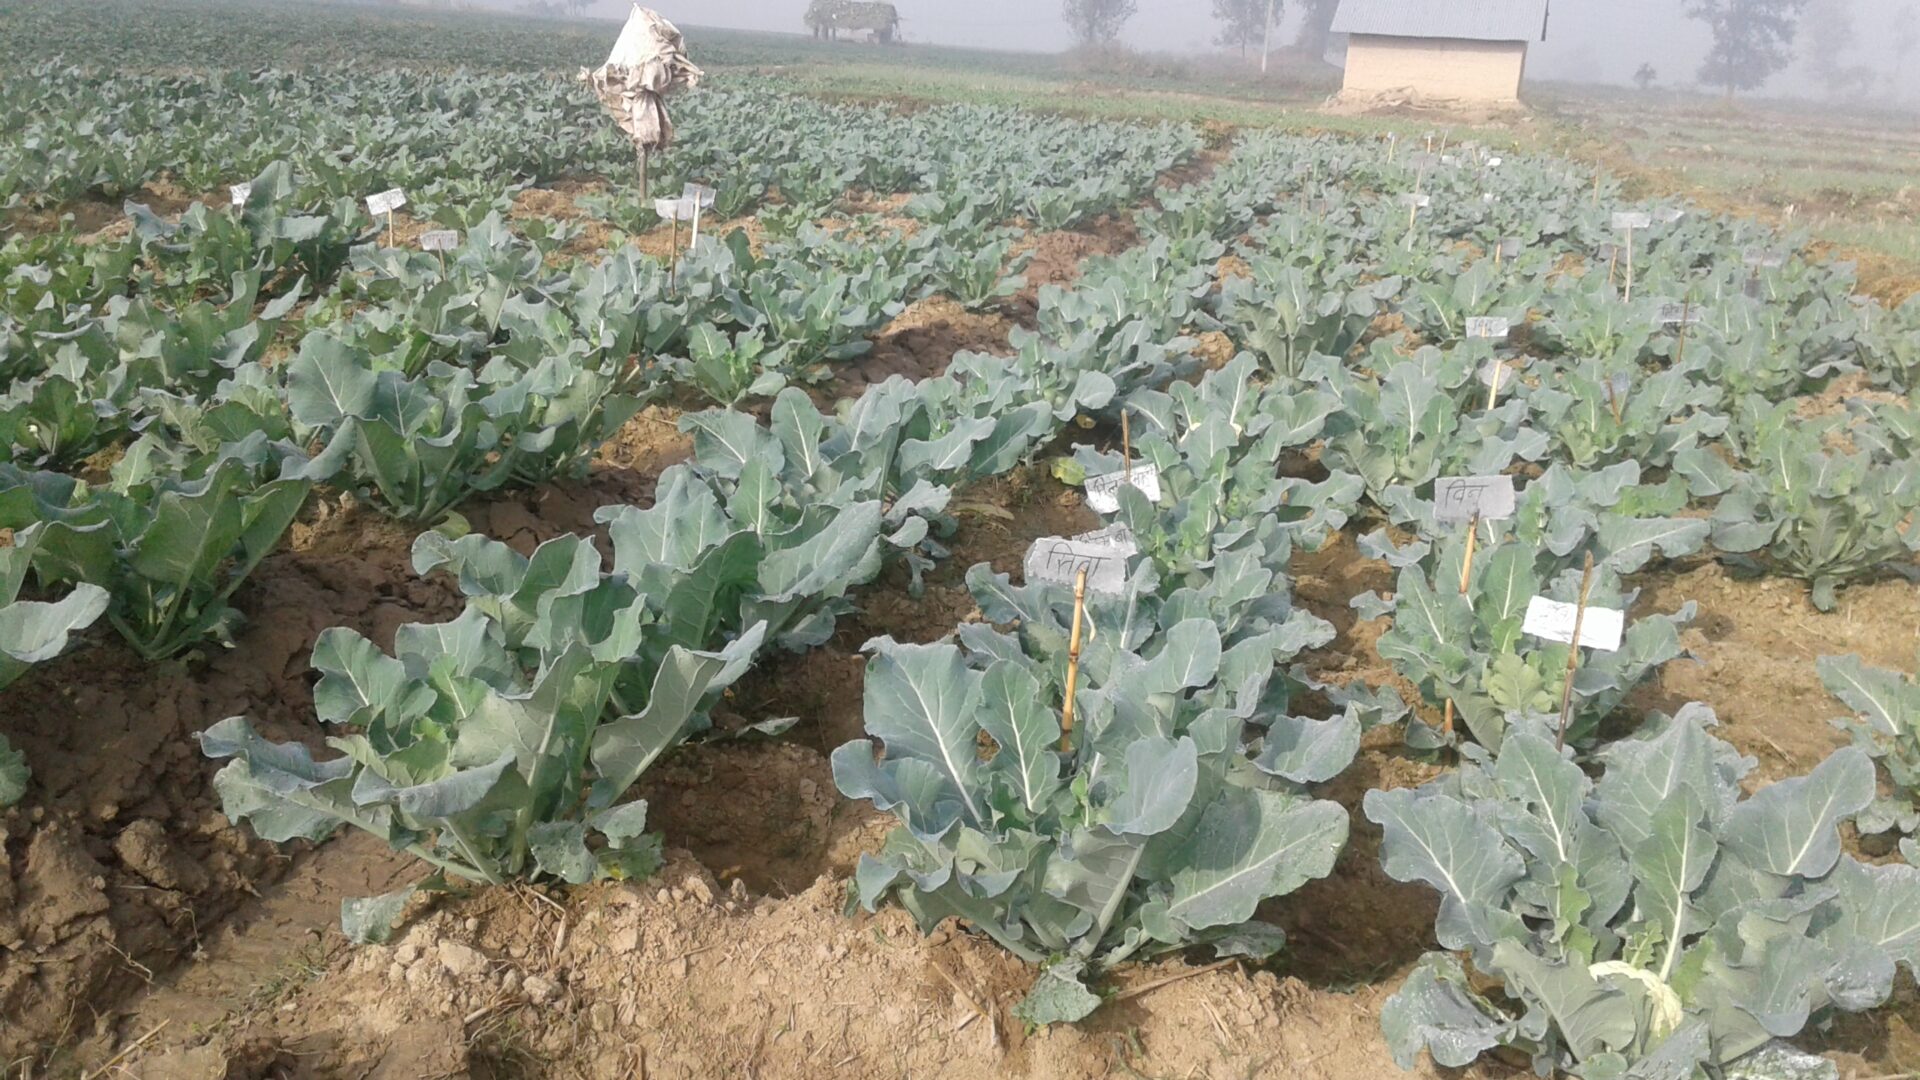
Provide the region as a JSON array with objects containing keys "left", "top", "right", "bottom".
[
  {"left": 1722, "top": 746, "right": 1873, "bottom": 880},
  {"left": 1365, "top": 786, "right": 1523, "bottom": 950},
  {"left": 0, "top": 735, "right": 28, "bottom": 808},
  {"left": 1163, "top": 787, "right": 1346, "bottom": 931},
  {"left": 341, "top": 884, "right": 418, "bottom": 945},
  {"left": 1380, "top": 953, "right": 1514, "bottom": 1070},
  {"left": 1013, "top": 958, "right": 1102, "bottom": 1027}
]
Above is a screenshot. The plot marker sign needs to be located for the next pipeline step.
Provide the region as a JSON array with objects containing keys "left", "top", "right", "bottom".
[
  {"left": 1025, "top": 537, "right": 1131, "bottom": 595},
  {"left": 1432, "top": 475, "right": 1516, "bottom": 524},
  {"left": 229, "top": 182, "right": 251, "bottom": 208},
  {"left": 1465, "top": 316, "right": 1511, "bottom": 341},
  {"left": 1523, "top": 596, "right": 1624, "bottom": 652},
  {"left": 366, "top": 188, "right": 407, "bottom": 247},
  {"left": 1084, "top": 464, "right": 1160, "bottom": 514}
]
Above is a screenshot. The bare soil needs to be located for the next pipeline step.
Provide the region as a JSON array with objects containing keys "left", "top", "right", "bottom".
[{"left": 9, "top": 162, "right": 1920, "bottom": 1080}]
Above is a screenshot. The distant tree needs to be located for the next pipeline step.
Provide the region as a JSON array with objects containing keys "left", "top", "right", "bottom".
[
  {"left": 1802, "top": 0, "right": 1876, "bottom": 99},
  {"left": 1062, "top": 0, "right": 1138, "bottom": 45},
  {"left": 1293, "top": 0, "right": 1340, "bottom": 58},
  {"left": 1683, "top": 0, "right": 1811, "bottom": 98},
  {"left": 1633, "top": 63, "right": 1658, "bottom": 90},
  {"left": 1888, "top": 7, "right": 1919, "bottom": 102},
  {"left": 1213, "top": 0, "right": 1281, "bottom": 58}
]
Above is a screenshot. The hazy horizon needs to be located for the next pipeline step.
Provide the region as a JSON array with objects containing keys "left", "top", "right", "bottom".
[{"left": 495, "top": 0, "right": 1916, "bottom": 104}]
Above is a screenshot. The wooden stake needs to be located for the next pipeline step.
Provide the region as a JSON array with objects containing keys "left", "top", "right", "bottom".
[
  {"left": 1607, "top": 244, "right": 1619, "bottom": 289},
  {"left": 1626, "top": 223, "right": 1645, "bottom": 296},
  {"left": 1441, "top": 512, "right": 1481, "bottom": 739},
  {"left": 1592, "top": 170, "right": 1602, "bottom": 206},
  {"left": 1605, "top": 375, "right": 1624, "bottom": 425},
  {"left": 637, "top": 145, "right": 650, "bottom": 201},
  {"left": 1555, "top": 552, "right": 1598, "bottom": 751},
  {"left": 1674, "top": 295, "right": 1693, "bottom": 365},
  {"left": 386, "top": 210, "right": 395, "bottom": 250},
  {"left": 668, "top": 216, "right": 679, "bottom": 293},
  {"left": 1485, "top": 356, "right": 1505, "bottom": 411},
  {"left": 1060, "top": 568, "right": 1088, "bottom": 753}
]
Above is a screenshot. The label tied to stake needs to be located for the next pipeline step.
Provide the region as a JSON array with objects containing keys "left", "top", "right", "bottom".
[
  {"left": 1409, "top": 151, "right": 1437, "bottom": 168},
  {"left": 1398, "top": 193, "right": 1432, "bottom": 209},
  {"left": 1523, "top": 596, "right": 1625, "bottom": 652},
  {"left": 1597, "top": 242, "right": 1620, "bottom": 261},
  {"left": 1487, "top": 156, "right": 1504, "bottom": 169},
  {"left": 1743, "top": 248, "right": 1786, "bottom": 269},
  {"left": 682, "top": 182, "right": 716, "bottom": 209},
  {"left": 419, "top": 230, "right": 459, "bottom": 252},
  {"left": 1439, "top": 154, "right": 1460, "bottom": 167},
  {"left": 654, "top": 196, "right": 698, "bottom": 222},
  {"left": 1654, "top": 207, "right": 1686, "bottom": 224},
  {"left": 1499, "top": 238, "right": 1523, "bottom": 259},
  {"left": 1657, "top": 302, "right": 1705, "bottom": 326},
  {"left": 1605, "top": 372, "right": 1632, "bottom": 399},
  {"left": 1433, "top": 475, "right": 1517, "bottom": 523},
  {"left": 1611, "top": 211, "right": 1653, "bottom": 231},
  {"left": 1084, "top": 464, "right": 1161, "bottom": 514},
  {"left": 1071, "top": 523, "right": 1139, "bottom": 555},
  {"left": 366, "top": 188, "right": 407, "bottom": 216},
  {"left": 1024, "top": 536, "right": 1131, "bottom": 595},
  {"left": 1465, "top": 316, "right": 1511, "bottom": 341},
  {"left": 229, "top": 182, "right": 252, "bottom": 208}
]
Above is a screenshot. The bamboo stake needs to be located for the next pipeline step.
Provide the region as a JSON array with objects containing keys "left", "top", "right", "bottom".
[
  {"left": 1592, "top": 170, "right": 1602, "bottom": 206},
  {"left": 1485, "top": 356, "right": 1505, "bottom": 410},
  {"left": 637, "top": 145, "right": 650, "bottom": 201},
  {"left": 668, "top": 215, "right": 679, "bottom": 293},
  {"left": 386, "top": 210, "right": 395, "bottom": 250},
  {"left": 1441, "top": 512, "right": 1481, "bottom": 739},
  {"left": 1555, "top": 552, "right": 1598, "bottom": 751},
  {"left": 1121, "top": 408, "right": 1132, "bottom": 488},
  {"left": 1674, "top": 295, "right": 1694, "bottom": 366},
  {"left": 1627, "top": 224, "right": 1642, "bottom": 300},
  {"left": 1060, "top": 568, "right": 1088, "bottom": 753}
]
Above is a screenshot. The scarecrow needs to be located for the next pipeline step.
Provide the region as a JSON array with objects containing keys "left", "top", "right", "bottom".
[{"left": 579, "top": 6, "right": 702, "bottom": 200}]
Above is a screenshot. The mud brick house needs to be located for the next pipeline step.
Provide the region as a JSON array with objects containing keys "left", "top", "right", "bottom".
[{"left": 1331, "top": 0, "right": 1552, "bottom": 105}]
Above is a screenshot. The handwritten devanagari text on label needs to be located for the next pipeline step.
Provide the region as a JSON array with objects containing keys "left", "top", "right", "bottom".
[
  {"left": 1465, "top": 316, "right": 1511, "bottom": 341},
  {"left": 1432, "top": 475, "right": 1517, "bottom": 523},
  {"left": 1024, "top": 537, "right": 1131, "bottom": 595},
  {"left": 1611, "top": 211, "right": 1652, "bottom": 231},
  {"left": 419, "top": 230, "right": 459, "bottom": 252},
  {"left": 1522, "top": 596, "right": 1625, "bottom": 652},
  {"left": 366, "top": 188, "right": 407, "bottom": 216},
  {"left": 1084, "top": 464, "right": 1161, "bottom": 514}
]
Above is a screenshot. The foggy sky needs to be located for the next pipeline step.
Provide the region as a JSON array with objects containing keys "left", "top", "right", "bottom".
[{"left": 549, "top": 0, "right": 1914, "bottom": 101}]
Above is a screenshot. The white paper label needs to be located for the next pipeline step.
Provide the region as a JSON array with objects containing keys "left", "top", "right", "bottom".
[
  {"left": 1465, "top": 316, "right": 1511, "bottom": 340},
  {"left": 1084, "top": 464, "right": 1161, "bottom": 514},
  {"left": 1605, "top": 372, "right": 1632, "bottom": 398},
  {"left": 682, "top": 182, "right": 716, "bottom": 209},
  {"left": 1657, "top": 302, "right": 1705, "bottom": 326},
  {"left": 654, "top": 196, "right": 698, "bottom": 221},
  {"left": 1440, "top": 154, "right": 1460, "bottom": 166},
  {"left": 1597, "top": 242, "right": 1620, "bottom": 261},
  {"left": 1523, "top": 596, "right": 1625, "bottom": 652},
  {"left": 1398, "top": 193, "right": 1432, "bottom": 209},
  {"left": 1432, "top": 475, "right": 1517, "bottom": 523},
  {"left": 229, "top": 182, "right": 251, "bottom": 207},
  {"left": 419, "top": 230, "right": 459, "bottom": 252},
  {"left": 1024, "top": 537, "right": 1131, "bottom": 595},
  {"left": 366, "top": 189, "right": 407, "bottom": 216},
  {"left": 1071, "top": 523, "right": 1138, "bottom": 555},
  {"left": 1655, "top": 207, "right": 1686, "bottom": 224},
  {"left": 1611, "top": 211, "right": 1653, "bottom": 231},
  {"left": 1743, "top": 248, "right": 1785, "bottom": 269},
  {"left": 1487, "top": 156, "right": 1504, "bottom": 168}
]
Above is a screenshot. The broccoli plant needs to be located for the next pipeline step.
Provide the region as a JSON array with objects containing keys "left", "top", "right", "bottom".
[
  {"left": 1372, "top": 709, "right": 1920, "bottom": 1080},
  {"left": 1820, "top": 653, "right": 1920, "bottom": 836}
]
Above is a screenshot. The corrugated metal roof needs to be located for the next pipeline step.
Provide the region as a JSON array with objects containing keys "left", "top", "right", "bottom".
[{"left": 1331, "top": 0, "right": 1550, "bottom": 43}]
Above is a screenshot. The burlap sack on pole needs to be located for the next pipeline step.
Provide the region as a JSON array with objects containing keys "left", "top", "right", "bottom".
[{"left": 579, "top": 6, "right": 702, "bottom": 156}]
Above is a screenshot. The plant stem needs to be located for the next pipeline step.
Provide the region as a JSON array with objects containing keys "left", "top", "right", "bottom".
[{"left": 1555, "top": 551, "right": 1597, "bottom": 751}]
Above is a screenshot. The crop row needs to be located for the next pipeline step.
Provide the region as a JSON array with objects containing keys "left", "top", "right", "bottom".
[{"left": 5, "top": 106, "right": 1920, "bottom": 1078}]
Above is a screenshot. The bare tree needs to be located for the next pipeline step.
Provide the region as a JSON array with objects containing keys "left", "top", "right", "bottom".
[
  {"left": 1633, "top": 63, "right": 1658, "bottom": 90},
  {"left": 1062, "top": 0, "right": 1138, "bottom": 45},
  {"left": 1213, "top": 0, "right": 1281, "bottom": 59},
  {"left": 1684, "top": 0, "right": 1810, "bottom": 98}
]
